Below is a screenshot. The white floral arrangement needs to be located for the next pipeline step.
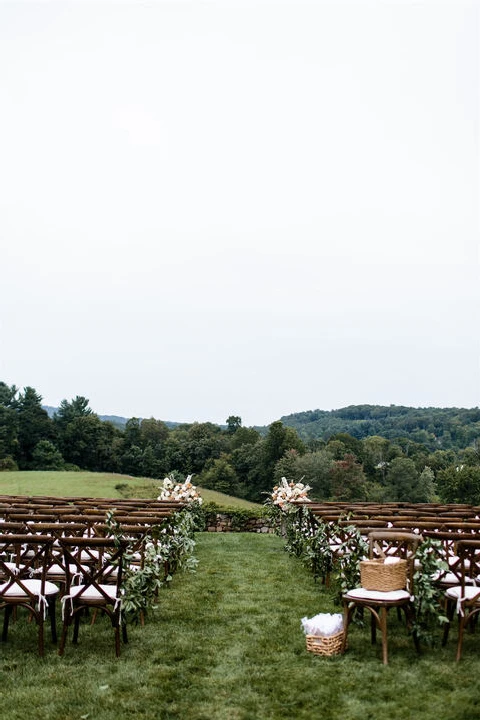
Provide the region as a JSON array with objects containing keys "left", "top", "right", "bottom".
[
  {"left": 158, "top": 474, "right": 203, "bottom": 505},
  {"left": 270, "top": 476, "right": 312, "bottom": 510}
]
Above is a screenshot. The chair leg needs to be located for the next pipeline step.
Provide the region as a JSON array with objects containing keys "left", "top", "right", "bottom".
[
  {"left": 410, "top": 611, "right": 420, "bottom": 654},
  {"left": 402, "top": 602, "right": 420, "bottom": 653},
  {"left": 467, "top": 610, "right": 478, "bottom": 634},
  {"left": 48, "top": 597, "right": 57, "bottom": 644},
  {"left": 442, "top": 600, "right": 455, "bottom": 647},
  {"left": 122, "top": 623, "right": 128, "bottom": 644},
  {"left": 38, "top": 618, "right": 45, "bottom": 657},
  {"left": 58, "top": 607, "right": 71, "bottom": 656},
  {"left": 2, "top": 606, "right": 12, "bottom": 641},
  {"left": 114, "top": 625, "right": 121, "bottom": 657},
  {"left": 370, "top": 612, "right": 377, "bottom": 645},
  {"left": 456, "top": 613, "right": 466, "bottom": 662},
  {"left": 380, "top": 606, "right": 388, "bottom": 665},
  {"left": 73, "top": 613, "right": 81, "bottom": 644},
  {"left": 341, "top": 601, "right": 351, "bottom": 654}
]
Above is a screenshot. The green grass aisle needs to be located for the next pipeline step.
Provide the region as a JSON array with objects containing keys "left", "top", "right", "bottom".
[
  {"left": 1, "top": 533, "right": 480, "bottom": 720},
  {"left": 148, "top": 533, "right": 480, "bottom": 720}
]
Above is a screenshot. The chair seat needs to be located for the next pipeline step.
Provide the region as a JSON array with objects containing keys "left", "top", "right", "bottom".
[
  {"left": 78, "top": 550, "right": 101, "bottom": 562},
  {"left": 0, "top": 562, "right": 25, "bottom": 575},
  {"left": 433, "top": 572, "right": 475, "bottom": 586},
  {"left": 448, "top": 556, "right": 471, "bottom": 569},
  {"left": 445, "top": 585, "right": 480, "bottom": 603},
  {"left": 0, "top": 579, "right": 59, "bottom": 598},
  {"left": 344, "top": 587, "right": 411, "bottom": 603},
  {"left": 67, "top": 584, "right": 119, "bottom": 603},
  {"left": 47, "top": 563, "right": 89, "bottom": 577},
  {"left": 330, "top": 543, "right": 343, "bottom": 554}
]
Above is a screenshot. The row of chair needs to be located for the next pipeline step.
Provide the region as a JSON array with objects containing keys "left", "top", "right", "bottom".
[
  {"left": 0, "top": 533, "right": 129, "bottom": 656},
  {"left": 305, "top": 500, "right": 480, "bottom": 519},
  {"left": 339, "top": 530, "right": 480, "bottom": 663},
  {"left": 0, "top": 498, "right": 186, "bottom": 657},
  {"left": 0, "top": 495, "right": 184, "bottom": 522},
  {"left": 286, "top": 505, "right": 480, "bottom": 662}
]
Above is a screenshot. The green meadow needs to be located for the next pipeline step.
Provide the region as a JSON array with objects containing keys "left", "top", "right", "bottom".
[{"left": 0, "top": 471, "right": 260, "bottom": 509}]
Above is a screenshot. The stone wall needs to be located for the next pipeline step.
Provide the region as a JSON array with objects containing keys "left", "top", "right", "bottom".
[{"left": 205, "top": 512, "right": 273, "bottom": 534}]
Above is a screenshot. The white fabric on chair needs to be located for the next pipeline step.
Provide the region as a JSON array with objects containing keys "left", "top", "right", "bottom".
[
  {"left": 345, "top": 587, "right": 411, "bottom": 602},
  {"left": 0, "top": 579, "right": 59, "bottom": 597}
]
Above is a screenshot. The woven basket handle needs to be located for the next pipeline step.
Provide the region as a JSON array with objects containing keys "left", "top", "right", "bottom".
[{"left": 371, "top": 539, "right": 386, "bottom": 560}]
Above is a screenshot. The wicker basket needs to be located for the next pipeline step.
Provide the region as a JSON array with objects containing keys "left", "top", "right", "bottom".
[
  {"left": 360, "top": 558, "right": 407, "bottom": 591},
  {"left": 305, "top": 631, "right": 345, "bottom": 656}
]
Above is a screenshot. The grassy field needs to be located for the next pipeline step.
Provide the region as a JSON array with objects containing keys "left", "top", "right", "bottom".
[
  {"left": 1, "top": 473, "right": 479, "bottom": 718},
  {"left": 2, "top": 532, "right": 480, "bottom": 720},
  {"left": 0, "top": 471, "right": 261, "bottom": 509}
]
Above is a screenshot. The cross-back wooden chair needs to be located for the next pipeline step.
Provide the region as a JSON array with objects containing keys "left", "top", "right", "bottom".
[
  {"left": 442, "top": 539, "right": 480, "bottom": 660},
  {"left": 24, "top": 523, "right": 90, "bottom": 594},
  {"left": 0, "top": 534, "right": 59, "bottom": 655},
  {"left": 420, "top": 531, "right": 474, "bottom": 591},
  {"left": 341, "top": 531, "right": 423, "bottom": 664},
  {"left": 58, "top": 536, "right": 128, "bottom": 657}
]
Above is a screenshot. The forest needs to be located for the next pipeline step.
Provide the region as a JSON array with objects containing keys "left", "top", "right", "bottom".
[
  {"left": 1, "top": 380, "right": 479, "bottom": 505},
  {"left": 280, "top": 405, "right": 480, "bottom": 449}
]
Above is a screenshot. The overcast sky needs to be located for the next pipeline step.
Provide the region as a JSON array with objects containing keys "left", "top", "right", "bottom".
[{"left": 1, "top": 0, "right": 479, "bottom": 427}]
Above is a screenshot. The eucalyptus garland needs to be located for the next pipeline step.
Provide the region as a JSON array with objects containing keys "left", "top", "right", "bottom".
[
  {"left": 105, "top": 508, "right": 198, "bottom": 624},
  {"left": 411, "top": 537, "right": 448, "bottom": 647}
]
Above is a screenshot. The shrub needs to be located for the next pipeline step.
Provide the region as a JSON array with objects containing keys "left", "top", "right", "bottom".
[
  {"left": 196, "top": 502, "right": 268, "bottom": 532},
  {"left": 0, "top": 456, "right": 18, "bottom": 471}
]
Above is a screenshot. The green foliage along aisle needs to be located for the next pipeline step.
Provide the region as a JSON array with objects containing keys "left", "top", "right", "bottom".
[{"left": 105, "top": 506, "right": 199, "bottom": 625}]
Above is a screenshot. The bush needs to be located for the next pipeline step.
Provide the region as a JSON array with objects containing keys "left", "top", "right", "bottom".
[
  {"left": 31, "top": 440, "right": 65, "bottom": 470},
  {"left": 195, "top": 502, "right": 268, "bottom": 532},
  {"left": 0, "top": 456, "right": 18, "bottom": 471}
]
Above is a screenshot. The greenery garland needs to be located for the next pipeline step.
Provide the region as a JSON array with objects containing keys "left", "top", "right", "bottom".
[
  {"left": 411, "top": 537, "right": 448, "bottom": 647},
  {"left": 105, "top": 507, "right": 198, "bottom": 624}
]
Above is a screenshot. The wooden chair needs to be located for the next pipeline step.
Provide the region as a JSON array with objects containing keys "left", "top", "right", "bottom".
[
  {"left": 24, "top": 523, "right": 90, "bottom": 595},
  {"left": 341, "top": 531, "right": 423, "bottom": 664},
  {"left": 58, "top": 537, "right": 128, "bottom": 657},
  {"left": 442, "top": 539, "right": 480, "bottom": 660},
  {"left": 0, "top": 534, "right": 59, "bottom": 655}
]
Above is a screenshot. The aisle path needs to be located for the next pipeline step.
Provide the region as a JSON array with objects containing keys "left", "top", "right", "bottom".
[{"left": 152, "top": 531, "right": 333, "bottom": 719}]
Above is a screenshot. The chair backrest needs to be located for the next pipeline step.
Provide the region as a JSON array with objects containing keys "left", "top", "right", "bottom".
[
  {"left": 58, "top": 537, "right": 127, "bottom": 605},
  {"left": 0, "top": 533, "right": 53, "bottom": 597},
  {"left": 423, "top": 530, "right": 467, "bottom": 575},
  {"left": 23, "top": 522, "right": 88, "bottom": 538},
  {"left": 368, "top": 531, "right": 423, "bottom": 592},
  {"left": 453, "top": 540, "right": 480, "bottom": 594}
]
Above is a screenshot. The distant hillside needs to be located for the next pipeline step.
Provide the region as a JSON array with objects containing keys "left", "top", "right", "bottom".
[
  {"left": 280, "top": 404, "right": 480, "bottom": 451},
  {"left": 42, "top": 406, "right": 179, "bottom": 430},
  {"left": 42, "top": 403, "right": 480, "bottom": 452}
]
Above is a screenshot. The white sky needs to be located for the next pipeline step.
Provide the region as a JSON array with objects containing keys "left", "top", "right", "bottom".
[{"left": 1, "top": 0, "right": 479, "bottom": 427}]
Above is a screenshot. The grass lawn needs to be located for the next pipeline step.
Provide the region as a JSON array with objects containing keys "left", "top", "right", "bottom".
[
  {"left": 0, "top": 471, "right": 261, "bottom": 509},
  {"left": 1, "top": 532, "right": 479, "bottom": 720}
]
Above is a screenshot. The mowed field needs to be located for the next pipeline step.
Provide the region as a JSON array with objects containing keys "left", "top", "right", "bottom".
[{"left": 0, "top": 470, "right": 260, "bottom": 508}]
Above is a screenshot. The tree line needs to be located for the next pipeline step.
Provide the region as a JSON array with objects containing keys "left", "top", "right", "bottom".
[
  {"left": 1, "top": 381, "right": 479, "bottom": 504},
  {"left": 281, "top": 404, "right": 480, "bottom": 451}
]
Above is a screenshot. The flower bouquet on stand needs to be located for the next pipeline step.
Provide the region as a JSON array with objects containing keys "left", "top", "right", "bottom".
[
  {"left": 158, "top": 474, "right": 203, "bottom": 505},
  {"left": 158, "top": 473, "right": 204, "bottom": 532},
  {"left": 266, "top": 477, "right": 312, "bottom": 554},
  {"left": 270, "top": 477, "right": 312, "bottom": 510}
]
